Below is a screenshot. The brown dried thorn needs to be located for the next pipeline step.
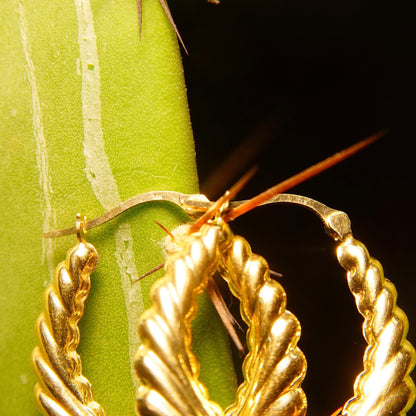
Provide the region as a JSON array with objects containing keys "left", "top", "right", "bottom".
[
  {"left": 158, "top": 0, "right": 189, "bottom": 55},
  {"left": 132, "top": 262, "right": 165, "bottom": 284},
  {"left": 207, "top": 279, "right": 244, "bottom": 353},
  {"left": 154, "top": 220, "right": 175, "bottom": 240},
  {"left": 330, "top": 407, "right": 343, "bottom": 416},
  {"left": 224, "top": 130, "right": 386, "bottom": 222},
  {"left": 132, "top": 221, "right": 174, "bottom": 284},
  {"left": 137, "top": 0, "right": 143, "bottom": 38},
  {"left": 270, "top": 270, "right": 283, "bottom": 279},
  {"left": 191, "top": 166, "right": 258, "bottom": 232},
  {"left": 136, "top": 0, "right": 189, "bottom": 54}
]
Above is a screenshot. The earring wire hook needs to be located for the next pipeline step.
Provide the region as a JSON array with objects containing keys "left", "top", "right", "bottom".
[{"left": 45, "top": 131, "right": 384, "bottom": 240}]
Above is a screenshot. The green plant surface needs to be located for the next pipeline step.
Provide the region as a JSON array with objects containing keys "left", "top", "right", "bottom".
[{"left": 0, "top": 0, "right": 236, "bottom": 414}]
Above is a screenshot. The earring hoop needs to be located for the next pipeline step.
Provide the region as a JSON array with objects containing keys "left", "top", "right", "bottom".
[
  {"left": 134, "top": 219, "right": 307, "bottom": 416},
  {"left": 32, "top": 214, "right": 105, "bottom": 416},
  {"left": 37, "top": 193, "right": 415, "bottom": 416},
  {"left": 336, "top": 235, "right": 415, "bottom": 415},
  {"left": 133, "top": 198, "right": 415, "bottom": 416}
]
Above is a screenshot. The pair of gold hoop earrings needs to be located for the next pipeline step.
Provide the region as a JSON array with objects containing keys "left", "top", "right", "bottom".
[{"left": 32, "top": 189, "right": 415, "bottom": 416}]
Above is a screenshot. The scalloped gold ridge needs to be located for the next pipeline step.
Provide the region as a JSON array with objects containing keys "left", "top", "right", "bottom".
[
  {"left": 32, "top": 239, "right": 105, "bottom": 416},
  {"left": 32, "top": 199, "right": 415, "bottom": 416},
  {"left": 134, "top": 221, "right": 307, "bottom": 416}
]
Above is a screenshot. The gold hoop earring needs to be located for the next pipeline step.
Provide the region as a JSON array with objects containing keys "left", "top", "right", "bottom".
[
  {"left": 37, "top": 136, "right": 414, "bottom": 415},
  {"left": 133, "top": 198, "right": 415, "bottom": 416},
  {"left": 134, "top": 219, "right": 307, "bottom": 416},
  {"left": 336, "top": 236, "right": 415, "bottom": 415},
  {"left": 38, "top": 191, "right": 415, "bottom": 415},
  {"left": 32, "top": 215, "right": 105, "bottom": 416}
]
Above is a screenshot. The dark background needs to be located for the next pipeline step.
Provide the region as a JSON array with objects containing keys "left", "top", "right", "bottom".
[{"left": 170, "top": 1, "right": 416, "bottom": 414}]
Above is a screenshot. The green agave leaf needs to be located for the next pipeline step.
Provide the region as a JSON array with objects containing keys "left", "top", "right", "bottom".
[{"left": 0, "top": 0, "right": 236, "bottom": 414}]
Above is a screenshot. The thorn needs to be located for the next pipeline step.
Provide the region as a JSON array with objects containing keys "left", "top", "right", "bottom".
[
  {"left": 191, "top": 166, "right": 258, "bottom": 232},
  {"left": 137, "top": 0, "right": 142, "bottom": 39},
  {"left": 330, "top": 407, "right": 343, "bottom": 416},
  {"left": 200, "top": 115, "right": 279, "bottom": 199},
  {"left": 158, "top": 0, "right": 189, "bottom": 55},
  {"left": 270, "top": 270, "right": 283, "bottom": 279},
  {"left": 132, "top": 262, "right": 165, "bottom": 284},
  {"left": 224, "top": 130, "right": 387, "bottom": 222},
  {"left": 207, "top": 279, "right": 244, "bottom": 353},
  {"left": 154, "top": 220, "right": 174, "bottom": 240}
]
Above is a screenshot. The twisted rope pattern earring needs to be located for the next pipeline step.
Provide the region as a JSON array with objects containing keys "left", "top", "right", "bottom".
[
  {"left": 34, "top": 135, "right": 415, "bottom": 416},
  {"left": 337, "top": 237, "right": 415, "bottom": 415},
  {"left": 133, "top": 197, "right": 415, "bottom": 416},
  {"left": 134, "top": 219, "right": 307, "bottom": 416},
  {"left": 34, "top": 194, "right": 416, "bottom": 416},
  {"left": 32, "top": 215, "right": 105, "bottom": 416}
]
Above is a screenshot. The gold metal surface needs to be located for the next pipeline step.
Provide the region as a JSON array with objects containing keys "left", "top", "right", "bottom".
[
  {"left": 218, "top": 229, "right": 307, "bottom": 416},
  {"left": 134, "top": 220, "right": 307, "bottom": 416},
  {"left": 34, "top": 193, "right": 415, "bottom": 416},
  {"left": 32, "top": 224, "right": 105, "bottom": 416},
  {"left": 132, "top": 194, "right": 415, "bottom": 416},
  {"left": 337, "top": 236, "right": 415, "bottom": 415},
  {"left": 42, "top": 192, "right": 348, "bottom": 239}
]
